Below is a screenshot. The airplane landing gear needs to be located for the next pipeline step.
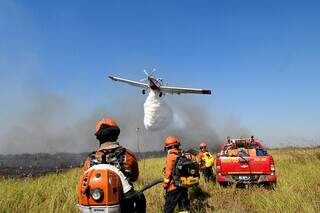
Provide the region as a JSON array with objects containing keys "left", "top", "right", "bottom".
[
  {"left": 142, "top": 89, "right": 146, "bottom": 95},
  {"left": 159, "top": 92, "right": 163, "bottom": 97}
]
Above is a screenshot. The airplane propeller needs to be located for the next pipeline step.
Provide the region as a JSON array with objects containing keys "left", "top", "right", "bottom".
[
  {"left": 143, "top": 68, "right": 156, "bottom": 77},
  {"left": 143, "top": 69, "right": 149, "bottom": 76},
  {"left": 150, "top": 68, "right": 156, "bottom": 76}
]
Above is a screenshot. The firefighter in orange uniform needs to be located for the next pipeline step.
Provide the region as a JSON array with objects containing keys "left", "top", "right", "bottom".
[
  {"left": 162, "top": 136, "right": 190, "bottom": 213},
  {"left": 197, "top": 143, "right": 214, "bottom": 182},
  {"left": 82, "top": 118, "right": 145, "bottom": 213}
]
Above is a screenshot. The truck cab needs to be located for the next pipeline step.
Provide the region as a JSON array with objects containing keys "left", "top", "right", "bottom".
[{"left": 216, "top": 138, "right": 277, "bottom": 187}]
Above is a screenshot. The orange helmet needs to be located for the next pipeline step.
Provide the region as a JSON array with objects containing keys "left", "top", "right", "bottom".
[
  {"left": 164, "top": 136, "right": 180, "bottom": 148},
  {"left": 199, "top": 143, "right": 207, "bottom": 148},
  {"left": 95, "top": 118, "right": 118, "bottom": 133}
]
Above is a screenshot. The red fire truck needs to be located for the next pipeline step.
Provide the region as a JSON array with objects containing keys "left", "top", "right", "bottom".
[{"left": 216, "top": 138, "right": 277, "bottom": 187}]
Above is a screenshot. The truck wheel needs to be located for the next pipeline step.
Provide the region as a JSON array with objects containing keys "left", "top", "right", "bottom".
[
  {"left": 264, "top": 183, "right": 276, "bottom": 190},
  {"left": 217, "top": 182, "right": 229, "bottom": 188},
  {"left": 259, "top": 182, "right": 276, "bottom": 190}
]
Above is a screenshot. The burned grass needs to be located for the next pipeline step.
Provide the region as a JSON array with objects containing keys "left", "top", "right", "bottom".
[{"left": 0, "top": 151, "right": 165, "bottom": 178}]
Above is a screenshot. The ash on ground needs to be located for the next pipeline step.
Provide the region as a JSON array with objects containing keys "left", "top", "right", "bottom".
[{"left": 0, "top": 151, "right": 165, "bottom": 178}]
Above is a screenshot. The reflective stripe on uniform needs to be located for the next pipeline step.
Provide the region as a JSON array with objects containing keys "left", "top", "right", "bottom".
[{"left": 164, "top": 178, "right": 170, "bottom": 183}]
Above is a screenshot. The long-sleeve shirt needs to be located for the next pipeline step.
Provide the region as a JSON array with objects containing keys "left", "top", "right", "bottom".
[{"left": 162, "top": 148, "right": 180, "bottom": 192}]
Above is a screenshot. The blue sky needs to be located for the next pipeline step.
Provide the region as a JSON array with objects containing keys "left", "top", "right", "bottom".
[{"left": 1, "top": 0, "right": 320, "bottom": 148}]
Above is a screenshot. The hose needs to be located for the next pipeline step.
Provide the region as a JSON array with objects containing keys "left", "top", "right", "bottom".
[
  {"left": 138, "top": 178, "right": 163, "bottom": 193},
  {"left": 125, "top": 178, "right": 163, "bottom": 200}
]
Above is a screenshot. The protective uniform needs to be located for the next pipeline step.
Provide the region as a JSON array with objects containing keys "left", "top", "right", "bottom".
[
  {"left": 82, "top": 118, "right": 145, "bottom": 213},
  {"left": 162, "top": 136, "right": 190, "bottom": 213},
  {"left": 197, "top": 143, "right": 214, "bottom": 182},
  {"left": 250, "top": 137, "right": 264, "bottom": 149}
]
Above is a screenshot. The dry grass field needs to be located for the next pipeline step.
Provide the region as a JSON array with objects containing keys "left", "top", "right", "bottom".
[{"left": 1, "top": 147, "right": 320, "bottom": 213}]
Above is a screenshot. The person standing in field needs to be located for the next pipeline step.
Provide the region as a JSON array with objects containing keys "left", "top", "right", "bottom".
[
  {"left": 82, "top": 117, "right": 146, "bottom": 213},
  {"left": 197, "top": 143, "right": 215, "bottom": 182},
  {"left": 162, "top": 136, "right": 190, "bottom": 213}
]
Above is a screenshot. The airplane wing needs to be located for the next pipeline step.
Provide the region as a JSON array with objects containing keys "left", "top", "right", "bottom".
[
  {"left": 109, "top": 76, "right": 149, "bottom": 89},
  {"left": 160, "top": 86, "right": 212, "bottom": 95}
]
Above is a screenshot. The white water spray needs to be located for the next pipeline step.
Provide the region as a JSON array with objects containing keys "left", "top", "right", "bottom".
[{"left": 143, "top": 90, "right": 173, "bottom": 131}]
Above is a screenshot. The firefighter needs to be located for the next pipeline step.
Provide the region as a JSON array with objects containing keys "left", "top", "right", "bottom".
[
  {"left": 197, "top": 143, "right": 215, "bottom": 182},
  {"left": 82, "top": 117, "right": 146, "bottom": 213},
  {"left": 226, "top": 136, "right": 231, "bottom": 143},
  {"left": 220, "top": 136, "right": 233, "bottom": 153},
  {"left": 250, "top": 136, "right": 265, "bottom": 156},
  {"left": 250, "top": 135, "right": 264, "bottom": 149},
  {"left": 162, "top": 136, "right": 190, "bottom": 213}
]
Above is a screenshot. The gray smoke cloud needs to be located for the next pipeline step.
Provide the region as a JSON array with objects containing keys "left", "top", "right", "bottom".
[
  {"left": 0, "top": 85, "right": 251, "bottom": 154},
  {"left": 0, "top": 91, "right": 92, "bottom": 154}
]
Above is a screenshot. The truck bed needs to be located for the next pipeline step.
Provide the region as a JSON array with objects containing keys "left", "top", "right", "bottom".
[
  {"left": 216, "top": 155, "right": 277, "bottom": 185},
  {"left": 219, "top": 156, "right": 272, "bottom": 175}
]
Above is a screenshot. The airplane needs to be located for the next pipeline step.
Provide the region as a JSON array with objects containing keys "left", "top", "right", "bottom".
[{"left": 108, "top": 69, "right": 212, "bottom": 97}]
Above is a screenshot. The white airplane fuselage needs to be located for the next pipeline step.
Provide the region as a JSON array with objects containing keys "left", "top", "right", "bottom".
[{"left": 148, "top": 77, "right": 162, "bottom": 91}]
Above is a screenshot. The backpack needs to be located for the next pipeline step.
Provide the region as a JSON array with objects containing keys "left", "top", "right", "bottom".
[
  {"left": 202, "top": 152, "right": 214, "bottom": 168},
  {"left": 172, "top": 152, "right": 200, "bottom": 188},
  {"left": 88, "top": 147, "right": 127, "bottom": 175}
]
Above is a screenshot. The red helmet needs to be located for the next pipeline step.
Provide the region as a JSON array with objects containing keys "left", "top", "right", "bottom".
[
  {"left": 95, "top": 118, "right": 118, "bottom": 133},
  {"left": 199, "top": 143, "right": 207, "bottom": 148},
  {"left": 164, "top": 136, "right": 180, "bottom": 148}
]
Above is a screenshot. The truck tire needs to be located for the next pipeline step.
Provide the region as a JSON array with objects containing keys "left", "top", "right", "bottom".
[{"left": 217, "top": 182, "right": 230, "bottom": 188}]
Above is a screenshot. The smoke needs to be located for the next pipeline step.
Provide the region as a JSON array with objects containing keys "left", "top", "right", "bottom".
[
  {"left": 3, "top": 84, "right": 320, "bottom": 154},
  {"left": 0, "top": 91, "right": 94, "bottom": 154},
  {"left": 143, "top": 91, "right": 173, "bottom": 131},
  {"left": 163, "top": 101, "right": 221, "bottom": 149},
  {"left": 0, "top": 81, "right": 250, "bottom": 154},
  {"left": 0, "top": 87, "right": 253, "bottom": 154}
]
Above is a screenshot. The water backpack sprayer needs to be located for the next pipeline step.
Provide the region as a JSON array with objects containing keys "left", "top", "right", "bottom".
[
  {"left": 77, "top": 163, "right": 163, "bottom": 213},
  {"left": 172, "top": 153, "right": 200, "bottom": 188},
  {"left": 202, "top": 152, "right": 214, "bottom": 168}
]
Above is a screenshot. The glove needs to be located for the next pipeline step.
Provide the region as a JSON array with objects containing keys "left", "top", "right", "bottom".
[
  {"left": 162, "top": 177, "right": 170, "bottom": 189},
  {"left": 162, "top": 182, "right": 168, "bottom": 189}
]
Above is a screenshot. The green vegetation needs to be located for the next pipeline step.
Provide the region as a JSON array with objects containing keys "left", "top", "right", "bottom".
[{"left": 1, "top": 147, "right": 320, "bottom": 213}]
